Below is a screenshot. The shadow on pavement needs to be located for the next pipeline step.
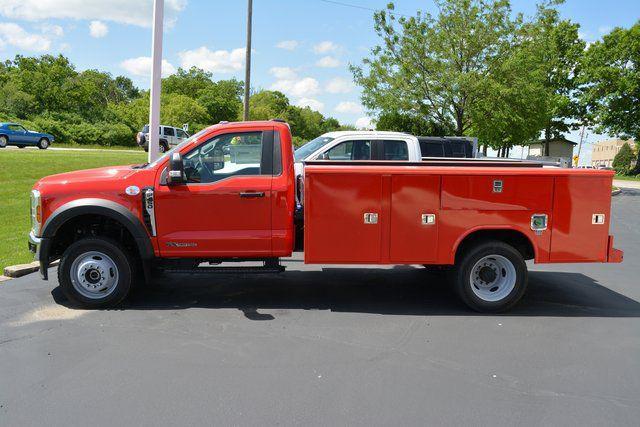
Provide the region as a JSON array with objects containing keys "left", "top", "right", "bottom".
[{"left": 52, "top": 266, "right": 640, "bottom": 318}]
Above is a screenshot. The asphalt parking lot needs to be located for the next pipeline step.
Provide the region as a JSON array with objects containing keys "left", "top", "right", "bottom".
[{"left": 1, "top": 189, "right": 639, "bottom": 426}]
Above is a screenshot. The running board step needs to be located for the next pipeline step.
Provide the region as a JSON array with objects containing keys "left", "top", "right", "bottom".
[{"left": 164, "top": 265, "right": 285, "bottom": 275}]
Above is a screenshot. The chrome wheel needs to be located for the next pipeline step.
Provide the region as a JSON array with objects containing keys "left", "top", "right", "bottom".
[
  {"left": 469, "top": 255, "right": 516, "bottom": 302},
  {"left": 39, "top": 138, "right": 49, "bottom": 149},
  {"left": 0, "top": 136, "right": 7, "bottom": 147},
  {"left": 69, "top": 251, "right": 119, "bottom": 299}
]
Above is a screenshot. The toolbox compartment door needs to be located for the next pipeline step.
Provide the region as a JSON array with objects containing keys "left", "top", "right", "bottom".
[
  {"left": 389, "top": 174, "right": 440, "bottom": 263},
  {"left": 550, "top": 176, "right": 612, "bottom": 262},
  {"left": 304, "top": 172, "right": 382, "bottom": 263}
]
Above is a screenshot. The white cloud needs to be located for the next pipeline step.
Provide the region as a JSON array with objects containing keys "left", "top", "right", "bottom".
[
  {"left": 316, "top": 56, "right": 340, "bottom": 68},
  {"left": 269, "top": 67, "right": 320, "bottom": 97},
  {"left": 276, "top": 40, "right": 298, "bottom": 50},
  {"left": 296, "top": 97, "right": 324, "bottom": 112},
  {"left": 0, "top": 22, "right": 51, "bottom": 51},
  {"left": 120, "top": 56, "right": 176, "bottom": 77},
  {"left": 0, "top": 0, "right": 187, "bottom": 27},
  {"left": 178, "top": 46, "right": 245, "bottom": 74},
  {"left": 598, "top": 25, "right": 612, "bottom": 34},
  {"left": 270, "top": 66, "right": 297, "bottom": 80},
  {"left": 271, "top": 77, "right": 320, "bottom": 97},
  {"left": 89, "top": 20, "right": 108, "bottom": 38},
  {"left": 355, "top": 116, "right": 373, "bottom": 129},
  {"left": 335, "top": 101, "right": 363, "bottom": 114},
  {"left": 326, "top": 77, "right": 353, "bottom": 94},
  {"left": 313, "top": 40, "right": 338, "bottom": 54},
  {"left": 39, "top": 23, "right": 63, "bottom": 37}
]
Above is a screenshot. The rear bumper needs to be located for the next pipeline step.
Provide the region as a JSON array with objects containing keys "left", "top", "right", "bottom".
[{"left": 606, "top": 235, "right": 624, "bottom": 263}]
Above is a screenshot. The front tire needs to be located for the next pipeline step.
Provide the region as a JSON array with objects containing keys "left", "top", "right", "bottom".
[
  {"left": 58, "top": 238, "right": 133, "bottom": 308},
  {"left": 38, "top": 138, "right": 49, "bottom": 149},
  {"left": 452, "top": 241, "right": 527, "bottom": 313}
]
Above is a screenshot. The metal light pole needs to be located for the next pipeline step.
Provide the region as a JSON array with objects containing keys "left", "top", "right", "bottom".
[
  {"left": 148, "top": 0, "right": 164, "bottom": 162},
  {"left": 243, "top": 0, "right": 253, "bottom": 121}
]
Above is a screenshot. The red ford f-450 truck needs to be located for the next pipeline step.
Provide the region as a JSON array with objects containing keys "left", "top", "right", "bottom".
[{"left": 28, "top": 120, "right": 623, "bottom": 312}]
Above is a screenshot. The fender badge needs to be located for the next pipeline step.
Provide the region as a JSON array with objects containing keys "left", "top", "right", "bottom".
[{"left": 125, "top": 186, "right": 141, "bottom": 196}]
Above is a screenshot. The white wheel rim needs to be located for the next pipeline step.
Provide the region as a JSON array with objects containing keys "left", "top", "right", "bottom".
[
  {"left": 469, "top": 255, "right": 516, "bottom": 302},
  {"left": 41, "top": 139, "right": 48, "bottom": 148},
  {"left": 69, "top": 251, "right": 119, "bottom": 299},
  {"left": 0, "top": 137, "right": 6, "bottom": 147}
]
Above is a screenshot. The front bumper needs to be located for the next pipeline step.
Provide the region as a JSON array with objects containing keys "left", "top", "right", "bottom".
[
  {"left": 28, "top": 230, "right": 50, "bottom": 280},
  {"left": 28, "top": 230, "right": 41, "bottom": 258}
]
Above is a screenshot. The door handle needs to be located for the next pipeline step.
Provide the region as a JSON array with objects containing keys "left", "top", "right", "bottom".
[{"left": 239, "top": 191, "right": 265, "bottom": 198}]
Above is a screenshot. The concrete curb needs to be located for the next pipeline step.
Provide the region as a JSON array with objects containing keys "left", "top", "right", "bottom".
[
  {"left": 612, "top": 188, "right": 622, "bottom": 196},
  {"left": 2, "top": 260, "right": 59, "bottom": 280}
]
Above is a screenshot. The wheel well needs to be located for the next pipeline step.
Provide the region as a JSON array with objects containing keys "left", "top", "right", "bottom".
[
  {"left": 49, "top": 214, "right": 138, "bottom": 261},
  {"left": 455, "top": 229, "right": 535, "bottom": 262},
  {"left": 40, "top": 137, "right": 49, "bottom": 141}
]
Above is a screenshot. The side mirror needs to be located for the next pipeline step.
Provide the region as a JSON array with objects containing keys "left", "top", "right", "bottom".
[
  {"left": 167, "top": 152, "right": 186, "bottom": 185},
  {"left": 319, "top": 152, "right": 329, "bottom": 160}
]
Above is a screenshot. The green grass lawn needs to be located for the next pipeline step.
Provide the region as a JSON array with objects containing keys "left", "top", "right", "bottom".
[
  {"left": 614, "top": 174, "right": 640, "bottom": 181},
  {"left": 0, "top": 148, "right": 147, "bottom": 270}
]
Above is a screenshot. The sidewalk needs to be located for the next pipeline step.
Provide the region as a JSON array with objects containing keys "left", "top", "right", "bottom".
[{"left": 614, "top": 179, "right": 640, "bottom": 189}]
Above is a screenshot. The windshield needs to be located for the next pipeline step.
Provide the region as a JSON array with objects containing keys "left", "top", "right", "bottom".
[
  {"left": 294, "top": 136, "right": 335, "bottom": 161},
  {"left": 145, "top": 128, "right": 209, "bottom": 168}
]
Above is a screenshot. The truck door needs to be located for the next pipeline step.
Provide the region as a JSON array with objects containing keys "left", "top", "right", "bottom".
[{"left": 154, "top": 128, "right": 275, "bottom": 257}]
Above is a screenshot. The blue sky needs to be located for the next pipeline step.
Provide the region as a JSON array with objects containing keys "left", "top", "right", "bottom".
[{"left": 1, "top": 0, "right": 638, "bottom": 162}]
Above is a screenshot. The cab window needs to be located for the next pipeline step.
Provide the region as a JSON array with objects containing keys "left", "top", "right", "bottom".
[
  {"left": 324, "top": 140, "right": 371, "bottom": 160},
  {"left": 183, "top": 131, "right": 263, "bottom": 184},
  {"left": 382, "top": 140, "right": 409, "bottom": 160},
  {"left": 176, "top": 129, "right": 188, "bottom": 139},
  {"left": 164, "top": 127, "right": 175, "bottom": 137}
]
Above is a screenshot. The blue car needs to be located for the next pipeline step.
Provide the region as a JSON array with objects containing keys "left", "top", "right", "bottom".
[{"left": 0, "top": 122, "right": 55, "bottom": 149}]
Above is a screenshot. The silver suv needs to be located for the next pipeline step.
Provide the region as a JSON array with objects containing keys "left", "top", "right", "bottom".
[{"left": 136, "top": 125, "right": 190, "bottom": 153}]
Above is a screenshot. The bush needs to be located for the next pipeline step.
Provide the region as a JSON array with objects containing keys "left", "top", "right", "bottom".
[{"left": 612, "top": 143, "right": 635, "bottom": 175}]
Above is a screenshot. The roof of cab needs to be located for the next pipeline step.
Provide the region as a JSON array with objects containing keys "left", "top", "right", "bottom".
[{"left": 321, "top": 130, "right": 412, "bottom": 138}]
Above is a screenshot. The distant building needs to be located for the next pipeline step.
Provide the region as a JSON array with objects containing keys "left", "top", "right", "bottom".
[
  {"left": 591, "top": 139, "right": 635, "bottom": 168},
  {"left": 527, "top": 137, "right": 576, "bottom": 165}
]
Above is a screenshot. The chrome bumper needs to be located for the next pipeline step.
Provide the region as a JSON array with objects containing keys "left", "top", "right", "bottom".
[{"left": 28, "top": 230, "right": 41, "bottom": 259}]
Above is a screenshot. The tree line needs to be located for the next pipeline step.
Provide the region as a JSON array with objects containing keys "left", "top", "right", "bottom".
[
  {"left": 352, "top": 0, "right": 639, "bottom": 172},
  {"left": 0, "top": 57, "right": 347, "bottom": 147}
]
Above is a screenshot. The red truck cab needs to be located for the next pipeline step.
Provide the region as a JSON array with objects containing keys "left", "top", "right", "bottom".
[{"left": 28, "top": 120, "right": 623, "bottom": 312}]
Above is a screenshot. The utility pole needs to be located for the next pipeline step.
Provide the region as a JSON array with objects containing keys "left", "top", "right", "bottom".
[
  {"left": 243, "top": 0, "right": 253, "bottom": 121},
  {"left": 148, "top": 0, "right": 164, "bottom": 162},
  {"left": 576, "top": 125, "right": 586, "bottom": 167}
]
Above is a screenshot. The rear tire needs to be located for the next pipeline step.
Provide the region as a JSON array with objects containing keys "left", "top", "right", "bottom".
[
  {"left": 58, "top": 238, "right": 133, "bottom": 308},
  {"left": 451, "top": 241, "right": 527, "bottom": 313},
  {"left": 37, "top": 138, "right": 49, "bottom": 149},
  {"left": 0, "top": 136, "right": 7, "bottom": 148}
]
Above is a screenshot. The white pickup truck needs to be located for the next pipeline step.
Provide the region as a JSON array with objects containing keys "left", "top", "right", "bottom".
[{"left": 293, "top": 131, "right": 477, "bottom": 177}]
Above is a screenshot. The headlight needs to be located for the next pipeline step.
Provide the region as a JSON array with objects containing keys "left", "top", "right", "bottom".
[{"left": 30, "top": 189, "right": 42, "bottom": 236}]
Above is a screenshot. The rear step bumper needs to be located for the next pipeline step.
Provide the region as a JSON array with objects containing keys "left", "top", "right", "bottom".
[{"left": 607, "top": 235, "right": 624, "bottom": 263}]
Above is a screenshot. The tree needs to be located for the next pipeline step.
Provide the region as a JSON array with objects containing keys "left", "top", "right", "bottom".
[
  {"left": 196, "top": 79, "right": 243, "bottom": 124},
  {"left": 581, "top": 22, "right": 640, "bottom": 172},
  {"left": 163, "top": 67, "right": 214, "bottom": 98},
  {"left": 351, "top": 0, "right": 517, "bottom": 136},
  {"left": 528, "top": 1, "right": 586, "bottom": 156},
  {"left": 612, "top": 143, "right": 635, "bottom": 175},
  {"left": 376, "top": 110, "right": 453, "bottom": 135}
]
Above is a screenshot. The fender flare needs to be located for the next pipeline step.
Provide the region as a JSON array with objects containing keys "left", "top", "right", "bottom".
[
  {"left": 450, "top": 225, "right": 538, "bottom": 264},
  {"left": 40, "top": 198, "right": 154, "bottom": 266}
]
